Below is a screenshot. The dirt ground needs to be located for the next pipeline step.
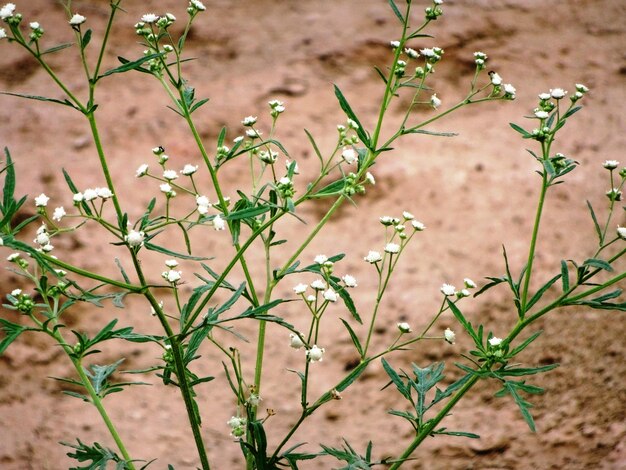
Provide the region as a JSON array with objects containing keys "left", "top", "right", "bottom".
[{"left": 1, "top": 0, "right": 625, "bottom": 469}]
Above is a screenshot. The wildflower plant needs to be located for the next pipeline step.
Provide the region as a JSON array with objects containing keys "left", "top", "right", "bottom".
[{"left": 0, "top": 1, "right": 624, "bottom": 469}]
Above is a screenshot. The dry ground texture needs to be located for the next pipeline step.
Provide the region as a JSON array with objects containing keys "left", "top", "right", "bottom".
[{"left": 0, "top": 0, "right": 625, "bottom": 469}]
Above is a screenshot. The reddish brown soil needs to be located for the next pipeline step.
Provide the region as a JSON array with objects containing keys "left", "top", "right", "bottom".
[{"left": 1, "top": 1, "right": 625, "bottom": 469}]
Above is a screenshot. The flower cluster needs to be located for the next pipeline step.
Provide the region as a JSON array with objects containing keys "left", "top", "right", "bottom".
[{"left": 439, "top": 278, "right": 476, "bottom": 298}]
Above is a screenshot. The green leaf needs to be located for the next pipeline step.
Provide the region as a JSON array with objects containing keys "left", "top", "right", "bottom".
[
  {"left": 335, "top": 362, "right": 368, "bottom": 392},
  {"left": 333, "top": 85, "right": 371, "bottom": 149},
  {"left": 388, "top": 0, "right": 404, "bottom": 23},
  {"left": 63, "top": 168, "right": 93, "bottom": 216},
  {"left": 41, "top": 42, "right": 74, "bottom": 55},
  {"left": 329, "top": 278, "right": 361, "bottom": 323},
  {"left": 340, "top": 319, "right": 363, "bottom": 356},
  {"left": 144, "top": 242, "right": 209, "bottom": 260},
  {"left": 562, "top": 106, "right": 582, "bottom": 119},
  {"left": 226, "top": 204, "right": 273, "bottom": 221},
  {"left": 0, "top": 318, "right": 28, "bottom": 355},
  {"left": 433, "top": 428, "right": 480, "bottom": 439},
  {"left": 97, "top": 53, "right": 164, "bottom": 80},
  {"left": 583, "top": 257, "right": 613, "bottom": 272},
  {"left": 189, "top": 97, "right": 210, "bottom": 114},
  {"left": 81, "top": 30, "right": 92, "bottom": 50},
  {"left": 447, "top": 300, "right": 481, "bottom": 347},
  {"left": 63, "top": 439, "right": 129, "bottom": 470},
  {"left": 304, "top": 129, "right": 324, "bottom": 167},
  {"left": 495, "top": 363, "right": 558, "bottom": 377},
  {"left": 312, "top": 178, "right": 346, "bottom": 197},
  {"left": 0, "top": 91, "right": 77, "bottom": 109},
  {"left": 381, "top": 358, "right": 408, "bottom": 398},
  {"left": 525, "top": 273, "right": 560, "bottom": 311},
  {"left": 509, "top": 122, "right": 531, "bottom": 138},
  {"left": 560, "top": 260, "right": 570, "bottom": 293},
  {"left": 402, "top": 128, "right": 458, "bottom": 137},
  {"left": 473, "top": 276, "right": 506, "bottom": 297},
  {"left": 495, "top": 380, "right": 542, "bottom": 432},
  {"left": 508, "top": 330, "right": 543, "bottom": 357},
  {"left": 2, "top": 147, "right": 16, "bottom": 215}
]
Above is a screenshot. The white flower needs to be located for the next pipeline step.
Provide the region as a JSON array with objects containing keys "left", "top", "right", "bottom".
[
  {"left": 0, "top": 28, "right": 6, "bottom": 39},
  {"left": 190, "top": 0, "right": 206, "bottom": 11},
  {"left": 285, "top": 159, "right": 299, "bottom": 175},
  {"left": 160, "top": 183, "right": 175, "bottom": 196},
  {"left": 306, "top": 294, "right": 316, "bottom": 303},
  {"left": 165, "top": 259, "right": 178, "bottom": 268},
  {"left": 293, "top": 283, "right": 307, "bottom": 294},
  {"left": 163, "top": 170, "right": 178, "bottom": 181},
  {"left": 534, "top": 110, "right": 549, "bottom": 119},
  {"left": 411, "top": 220, "right": 426, "bottom": 231},
  {"left": 404, "top": 47, "right": 419, "bottom": 59},
  {"left": 125, "top": 229, "right": 145, "bottom": 247},
  {"left": 323, "top": 288, "right": 338, "bottom": 302},
  {"left": 434, "top": 0, "right": 443, "bottom": 4},
  {"left": 379, "top": 216, "right": 395, "bottom": 226},
  {"left": 402, "top": 211, "right": 414, "bottom": 220},
  {"left": 233, "top": 136, "right": 244, "bottom": 143},
  {"left": 365, "top": 172, "right": 375, "bottom": 185},
  {"left": 310, "top": 279, "right": 326, "bottom": 291},
  {"left": 242, "top": 116, "right": 257, "bottom": 126},
  {"left": 306, "top": 345, "right": 325, "bottom": 362},
  {"left": 73, "top": 193, "right": 84, "bottom": 203},
  {"left": 464, "top": 278, "right": 476, "bottom": 289},
  {"left": 488, "top": 336, "right": 503, "bottom": 347},
  {"left": 196, "top": 195, "right": 210, "bottom": 208},
  {"left": 213, "top": 214, "right": 226, "bottom": 231},
  {"left": 384, "top": 243, "right": 400, "bottom": 254},
  {"left": 69, "top": 13, "right": 86, "bottom": 25},
  {"left": 390, "top": 40, "right": 400, "bottom": 49},
  {"left": 227, "top": 416, "right": 246, "bottom": 432},
  {"left": 538, "top": 92, "right": 551, "bottom": 100},
  {"left": 397, "top": 322, "right": 411, "bottom": 334},
  {"left": 347, "top": 119, "right": 359, "bottom": 130},
  {"left": 364, "top": 250, "right": 382, "bottom": 263},
  {"left": 603, "top": 160, "right": 619, "bottom": 170},
  {"left": 96, "top": 187, "right": 113, "bottom": 199},
  {"left": 162, "top": 269, "right": 182, "bottom": 283},
  {"left": 617, "top": 226, "right": 626, "bottom": 240},
  {"left": 182, "top": 164, "right": 198, "bottom": 175},
  {"left": 444, "top": 328, "right": 455, "bottom": 344},
  {"left": 52, "top": 206, "right": 66, "bottom": 221},
  {"left": 289, "top": 333, "right": 305, "bottom": 349},
  {"left": 136, "top": 164, "right": 149, "bottom": 177},
  {"left": 7, "top": 253, "right": 20, "bottom": 261},
  {"left": 430, "top": 94, "right": 442, "bottom": 109},
  {"left": 35, "top": 193, "right": 49, "bottom": 207},
  {"left": 342, "top": 274, "right": 357, "bottom": 288},
  {"left": 457, "top": 289, "right": 470, "bottom": 298},
  {"left": 141, "top": 13, "right": 159, "bottom": 23},
  {"left": 341, "top": 148, "right": 358, "bottom": 164},
  {"left": 550, "top": 88, "right": 567, "bottom": 99},
  {"left": 503, "top": 83, "right": 516, "bottom": 98},
  {"left": 314, "top": 254, "right": 328, "bottom": 264},
  {"left": 278, "top": 176, "right": 291, "bottom": 186},
  {"left": 34, "top": 231, "right": 50, "bottom": 246},
  {"left": 41, "top": 243, "right": 54, "bottom": 252},
  {"left": 440, "top": 283, "right": 456, "bottom": 296},
  {"left": 490, "top": 72, "right": 502, "bottom": 86},
  {"left": 575, "top": 83, "right": 589, "bottom": 93},
  {"left": 0, "top": 3, "right": 16, "bottom": 20},
  {"left": 29, "top": 22, "right": 40, "bottom": 29},
  {"left": 420, "top": 47, "right": 436, "bottom": 57},
  {"left": 83, "top": 188, "right": 98, "bottom": 201},
  {"left": 11, "top": 289, "right": 21, "bottom": 296}
]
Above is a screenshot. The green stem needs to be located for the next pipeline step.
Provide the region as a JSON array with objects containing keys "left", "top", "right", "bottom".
[
  {"left": 520, "top": 172, "right": 549, "bottom": 313},
  {"left": 389, "top": 373, "right": 481, "bottom": 469},
  {"left": 73, "top": 358, "right": 136, "bottom": 468}
]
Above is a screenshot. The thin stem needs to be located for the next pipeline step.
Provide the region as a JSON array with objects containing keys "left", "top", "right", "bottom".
[
  {"left": 389, "top": 373, "right": 481, "bottom": 469},
  {"left": 520, "top": 172, "right": 549, "bottom": 312}
]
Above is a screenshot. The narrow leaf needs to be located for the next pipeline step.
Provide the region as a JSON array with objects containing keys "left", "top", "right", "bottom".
[
  {"left": 144, "top": 242, "right": 209, "bottom": 260},
  {"left": 387, "top": 0, "right": 404, "bottom": 23}
]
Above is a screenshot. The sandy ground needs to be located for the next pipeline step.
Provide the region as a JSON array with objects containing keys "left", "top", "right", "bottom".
[{"left": 1, "top": 0, "right": 625, "bottom": 469}]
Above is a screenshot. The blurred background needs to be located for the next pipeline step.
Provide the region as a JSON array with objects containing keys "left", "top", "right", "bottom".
[{"left": 0, "top": 0, "right": 625, "bottom": 468}]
